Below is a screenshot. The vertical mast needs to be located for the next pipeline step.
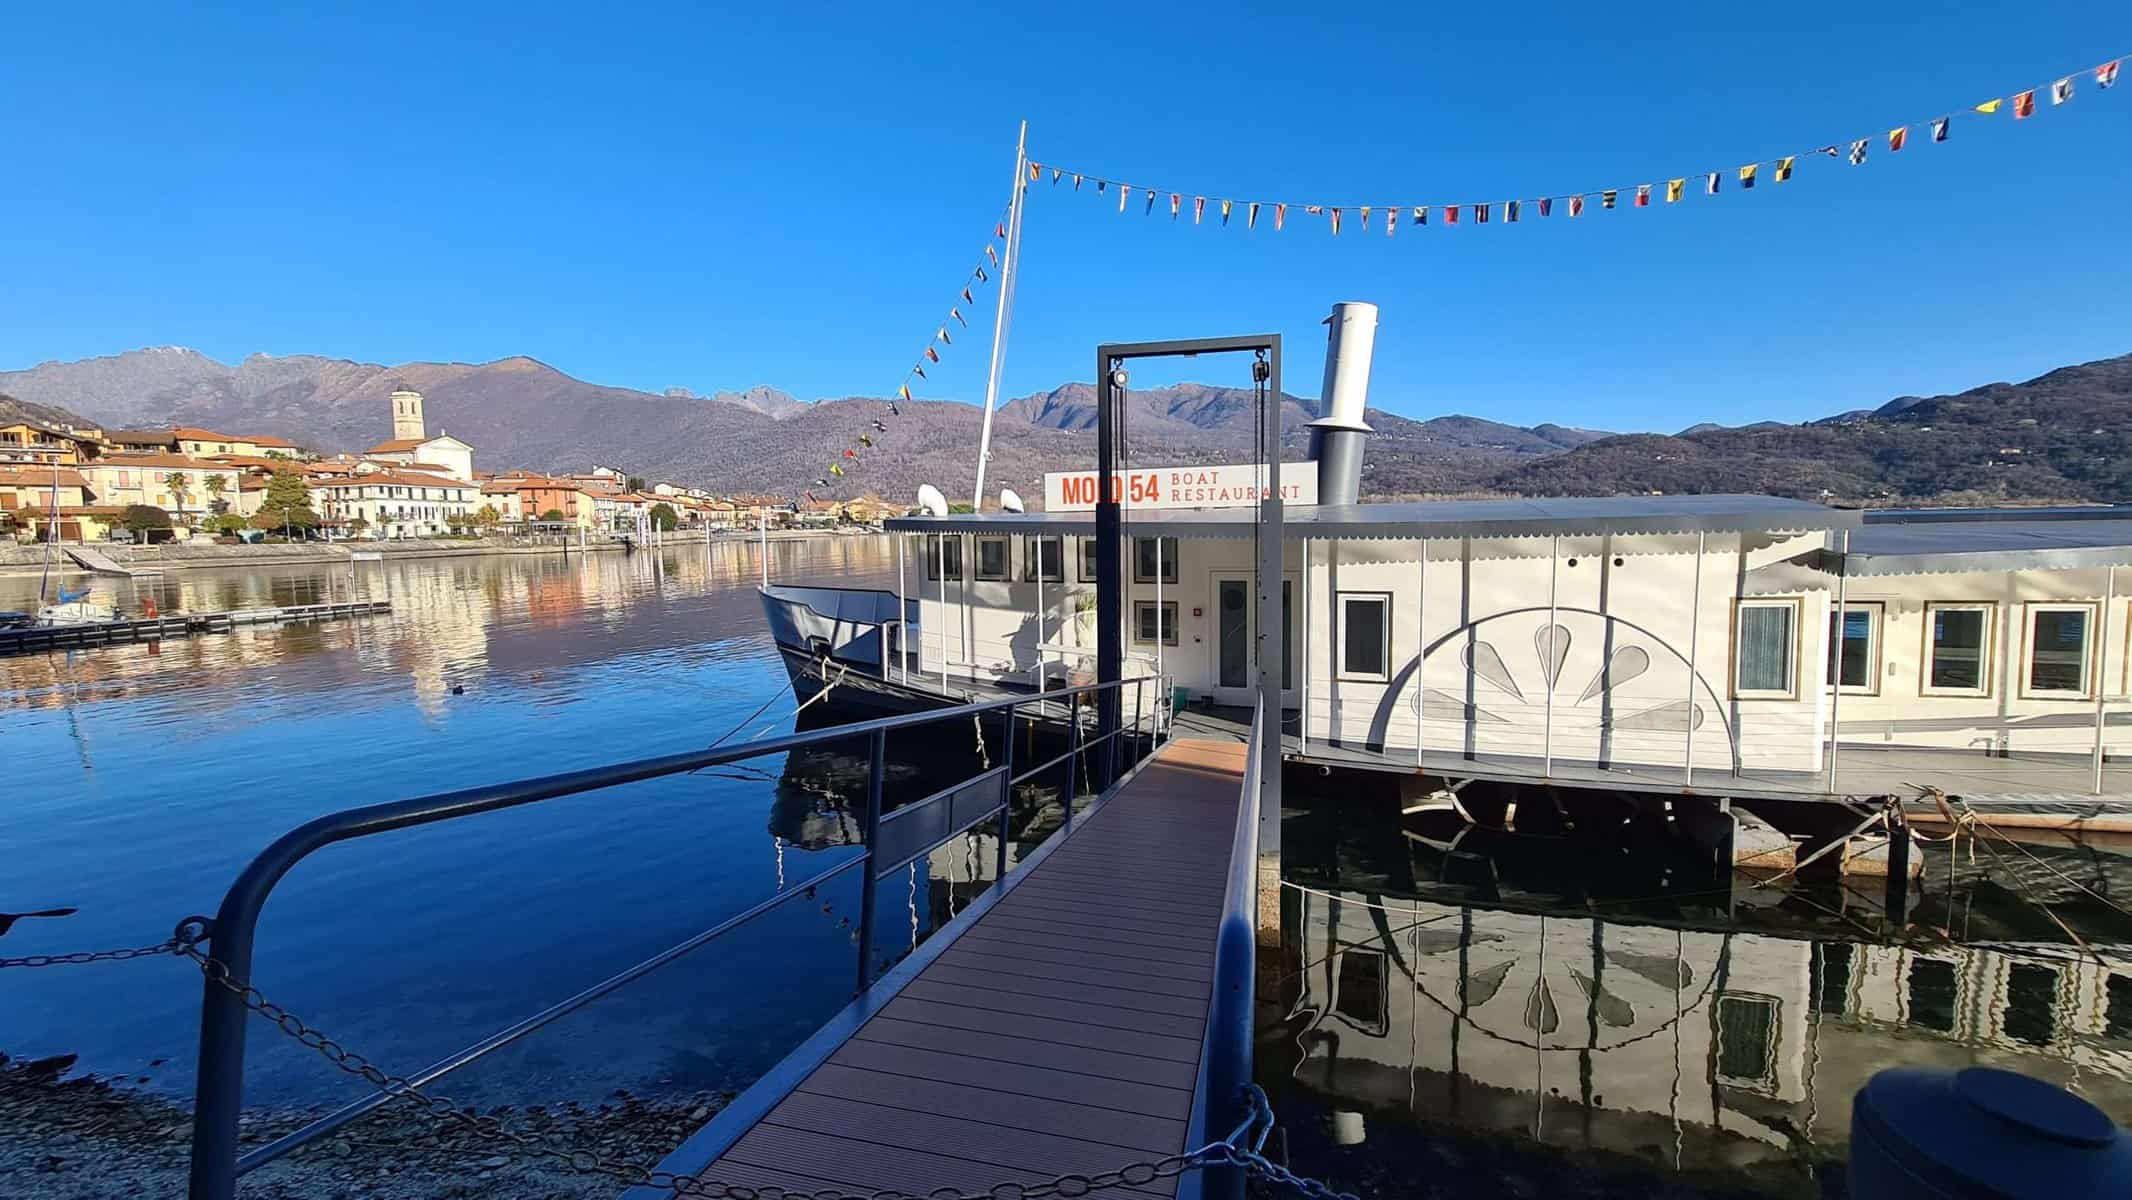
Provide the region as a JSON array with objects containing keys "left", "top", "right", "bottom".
[{"left": 972, "top": 121, "right": 1028, "bottom": 511}]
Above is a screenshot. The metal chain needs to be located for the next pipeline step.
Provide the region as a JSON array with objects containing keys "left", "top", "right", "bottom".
[
  {"left": 0, "top": 936, "right": 183, "bottom": 969},
  {"left": 176, "top": 936, "right": 1357, "bottom": 1200}
]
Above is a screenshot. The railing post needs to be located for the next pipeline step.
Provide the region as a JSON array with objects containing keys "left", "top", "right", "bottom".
[
  {"left": 854, "top": 727, "right": 887, "bottom": 993},
  {"left": 189, "top": 918, "right": 255, "bottom": 1200},
  {"left": 1103, "top": 680, "right": 1121, "bottom": 790},
  {"left": 1063, "top": 691, "right": 1081, "bottom": 830},
  {"left": 997, "top": 703, "right": 1016, "bottom": 882},
  {"left": 1133, "top": 678, "right": 1144, "bottom": 768}
]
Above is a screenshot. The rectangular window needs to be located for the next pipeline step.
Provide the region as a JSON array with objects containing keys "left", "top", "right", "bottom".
[
  {"left": 1022, "top": 536, "right": 1064, "bottom": 582},
  {"left": 1334, "top": 950, "right": 1389, "bottom": 1033},
  {"left": 2106, "top": 974, "right": 2132, "bottom": 1042},
  {"left": 1815, "top": 943, "right": 1852, "bottom": 1016},
  {"left": 1924, "top": 604, "right": 1992, "bottom": 695},
  {"left": 2004, "top": 964, "right": 2058, "bottom": 1046},
  {"left": 1338, "top": 593, "right": 1391, "bottom": 682},
  {"left": 2025, "top": 604, "right": 2094, "bottom": 697},
  {"left": 973, "top": 535, "right": 1009, "bottom": 581},
  {"left": 1715, "top": 993, "right": 1780, "bottom": 1089},
  {"left": 1826, "top": 602, "right": 1882, "bottom": 693},
  {"left": 1906, "top": 958, "right": 1958, "bottom": 1033},
  {"left": 1078, "top": 537, "right": 1100, "bottom": 583},
  {"left": 1133, "top": 537, "right": 1179, "bottom": 584},
  {"left": 1134, "top": 600, "right": 1179, "bottom": 646},
  {"left": 923, "top": 535, "right": 963, "bottom": 581},
  {"left": 1734, "top": 599, "right": 1798, "bottom": 697}
]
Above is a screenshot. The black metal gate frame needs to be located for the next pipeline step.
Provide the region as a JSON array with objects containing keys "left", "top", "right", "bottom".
[{"left": 1093, "top": 334, "right": 1284, "bottom": 820}]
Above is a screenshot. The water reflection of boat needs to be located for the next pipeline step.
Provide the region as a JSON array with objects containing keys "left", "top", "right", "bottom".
[
  {"left": 761, "top": 702, "right": 1051, "bottom": 968},
  {"left": 1273, "top": 885, "right": 2132, "bottom": 1193},
  {"left": 764, "top": 738, "right": 885, "bottom": 850},
  {"left": 768, "top": 706, "right": 1084, "bottom": 853}
]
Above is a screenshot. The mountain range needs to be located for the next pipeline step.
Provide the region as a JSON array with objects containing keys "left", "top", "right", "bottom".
[{"left": 2, "top": 346, "right": 2128, "bottom": 506}]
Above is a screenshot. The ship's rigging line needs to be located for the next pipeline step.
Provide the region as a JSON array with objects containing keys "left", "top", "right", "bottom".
[
  {"left": 806, "top": 206, "right": 1008, "bottom": 505},
  {"left": 827, "top": 53, "right": 2123, "bottom": 507},
  {"left": 699, "top": 659, "right": 852, "bottom": 754},
  {"left": 1023, "top": 52, "right": 2125, "bottom": 228}
]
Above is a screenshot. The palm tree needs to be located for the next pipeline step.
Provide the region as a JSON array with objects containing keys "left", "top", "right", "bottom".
[
  {"left": 204, "top": 472, "right": 228, "bottom": 514},
  {"left": 163, "top": 472, "right": 191, "bottom": 522}
]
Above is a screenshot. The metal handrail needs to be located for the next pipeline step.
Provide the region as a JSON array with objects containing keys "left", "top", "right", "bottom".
[
  {"left": 1189, "top": 697, "right": 1263, "bottom": 1200},
  {"left": 187, "top": 675, "right": 1160, "bottom": 1200},
  {"left": 237, "top": 852, "right": 868, "bottom": 1171}
]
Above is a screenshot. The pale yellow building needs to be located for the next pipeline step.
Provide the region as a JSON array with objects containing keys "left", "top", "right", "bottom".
[
  {"left": 171, "top": 427, "right": 301, "bottom": 458},
  {"left": 479, "top": 479, "right": 525, "bottom": 523},
  {"left": 76, "top": 454, "right": 240, "bottom": 524},
  {"left": 0, "top": 420, "right": 103, "bottom": 465}
]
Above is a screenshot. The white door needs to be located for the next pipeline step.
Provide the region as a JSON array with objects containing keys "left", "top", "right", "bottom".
[{"left": 1210, "top": 574, "right": 1298, "bottom": 708}]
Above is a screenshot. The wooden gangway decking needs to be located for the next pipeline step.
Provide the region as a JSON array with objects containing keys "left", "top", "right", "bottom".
[{"left": 639, "top": 738, "right": 1249, "bottom": 1199}]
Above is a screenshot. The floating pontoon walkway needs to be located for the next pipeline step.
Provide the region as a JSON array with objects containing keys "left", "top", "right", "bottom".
[
  {"left": 0, "top": 600, "right": 391, "bottom": 656},
  {"left": 635, "top": 739, "right": 1248, "bottom": 1199}
]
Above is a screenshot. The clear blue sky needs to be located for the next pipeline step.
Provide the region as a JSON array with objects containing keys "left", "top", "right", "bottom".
[{"left": 2, "top": 3, "right": 2126, "bottom": 432}]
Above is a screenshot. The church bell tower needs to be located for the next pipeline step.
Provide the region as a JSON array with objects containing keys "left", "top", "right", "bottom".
[{"left": 390, "top": 385, "right": 426, "bottom": 442}]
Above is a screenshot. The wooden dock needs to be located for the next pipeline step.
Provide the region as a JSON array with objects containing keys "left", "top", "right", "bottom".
[
  {"left": 0, "top": 600, "right": 391, "bottom": 656},
  {"left": 639, "top": 738, "right": 1249, "bottom": 1199}
]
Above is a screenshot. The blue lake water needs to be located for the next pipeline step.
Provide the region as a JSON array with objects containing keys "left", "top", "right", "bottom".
[
  {"left": 13, "top": 534, "right": 2132, "bottom": 1197},
  {"left": 1, "top": 536, "right": 969, "bottom": 1109}
]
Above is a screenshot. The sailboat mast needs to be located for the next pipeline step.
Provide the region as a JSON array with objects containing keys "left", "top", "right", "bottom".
[
  {"left": 38, "top": 453, "right": 60, "bottom": 604},
  {"left": 972, "top": 120, "right": 1027, "bottom": 511}
]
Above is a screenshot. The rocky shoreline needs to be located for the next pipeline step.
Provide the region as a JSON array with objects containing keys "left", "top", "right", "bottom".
[{"left": 0, "top": 1053, "right": 731, "bottom": 1199}]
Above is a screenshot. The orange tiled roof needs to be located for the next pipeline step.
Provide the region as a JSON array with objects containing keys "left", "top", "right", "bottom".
[
  {"left": 89, "top": 452, "right": 229, "bottom": 470},
  {"left": 0, "top": 466, "right": 91, "bottom": 488}
]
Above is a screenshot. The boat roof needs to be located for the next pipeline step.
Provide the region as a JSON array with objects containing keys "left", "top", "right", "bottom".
[
  {"left": 887, "top": 493, "right": 1856, "bottom": 539},
  {"left": 1836, "top": 512, "right": 2132, "bottom": 576}
]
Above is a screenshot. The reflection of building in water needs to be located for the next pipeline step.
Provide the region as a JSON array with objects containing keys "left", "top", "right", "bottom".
[
  {"left": 0, "top": 559, "right": 493, "bottom": 716},
  {"left": 1284, "top": 888, "right": 2132, "bottom": 1190},
  {"left": 0, "top": 536, "right": 905, "bottom": 719},
  {"left": 363, "top": 560, "right": 493, "bottom": 720}
]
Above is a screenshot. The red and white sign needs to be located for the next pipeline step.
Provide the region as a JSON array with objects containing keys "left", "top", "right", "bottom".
[{"left": 1042, "top": 463, "right": 1319, "bottom": 512}]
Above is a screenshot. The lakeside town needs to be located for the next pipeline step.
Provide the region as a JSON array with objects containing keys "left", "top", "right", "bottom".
[{"left": 0, "top": 385, "right": 902, "bottom": 549}]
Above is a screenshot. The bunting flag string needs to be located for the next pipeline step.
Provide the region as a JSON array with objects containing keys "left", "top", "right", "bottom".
[
  {"left": 1016, "top": 53, "right": 2122, "bottom": 238},
  {"left": 808, "top": 209, "right": 1010, "bottom": 500}
]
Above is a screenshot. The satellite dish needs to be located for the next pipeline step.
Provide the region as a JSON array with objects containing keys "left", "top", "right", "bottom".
[
  {"left": 916, "top": 483, "right": 949, "bottom": 517},
  {"left": 999, "top": 488, "right": 1025, "bottom": 514}
]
